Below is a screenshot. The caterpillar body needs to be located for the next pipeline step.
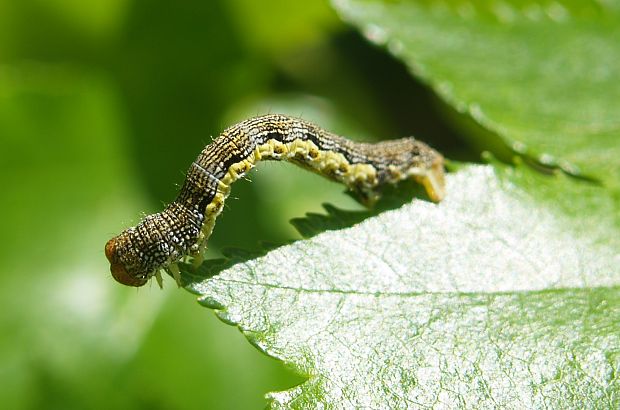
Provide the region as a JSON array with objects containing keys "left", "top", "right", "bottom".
[{"left": 105, "top": 114, "right": 445, "bottom": 287}]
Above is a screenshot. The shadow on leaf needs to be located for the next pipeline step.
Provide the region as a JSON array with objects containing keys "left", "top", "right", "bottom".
[{"left": 178, "top": 178, "right": 434, "bottom": 290}]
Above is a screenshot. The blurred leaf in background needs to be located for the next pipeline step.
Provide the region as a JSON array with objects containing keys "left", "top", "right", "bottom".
[{"left": 334, "top": 0, "right": 620, "bottom": 183}]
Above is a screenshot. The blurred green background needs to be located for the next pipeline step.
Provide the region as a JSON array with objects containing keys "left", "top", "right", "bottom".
[{"left": 0, "top": 0, "right": 472, "bottom": 408}]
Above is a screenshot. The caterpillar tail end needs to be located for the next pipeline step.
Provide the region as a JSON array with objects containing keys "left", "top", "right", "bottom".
[{"left": 415, "top": 157, "right": 446, "bottom": 203}]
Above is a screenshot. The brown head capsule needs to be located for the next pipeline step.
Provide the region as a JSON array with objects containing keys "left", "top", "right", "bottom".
[{"left": 105, "top": 236, "right": 149, "bottom": 287}]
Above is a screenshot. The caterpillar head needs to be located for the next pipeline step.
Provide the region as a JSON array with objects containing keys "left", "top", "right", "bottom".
[{"left": 105, "top": 233, "right": 151, "bottom": 287}]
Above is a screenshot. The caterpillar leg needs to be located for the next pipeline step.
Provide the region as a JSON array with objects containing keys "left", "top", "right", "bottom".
[
  {"left": 166, "top": 263, "right": 182, "bottom": 287},
  {"left": 155, "top": 270, "right": 164, "bottom": 289},
  {"left": 192, "top": 248, "right": 205, "bottom": 268}
]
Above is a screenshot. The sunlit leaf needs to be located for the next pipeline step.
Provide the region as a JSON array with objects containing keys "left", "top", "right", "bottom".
[{"left": 183, "top": 165, "right": 620, "bottom": 408}]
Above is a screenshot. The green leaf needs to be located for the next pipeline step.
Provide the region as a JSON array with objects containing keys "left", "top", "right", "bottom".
[
  {"left": 182, "top": 165, "right": 620, "bottom": 408},
  {"left": 331, "top": 0, "right": 620, "bottom": 186}
]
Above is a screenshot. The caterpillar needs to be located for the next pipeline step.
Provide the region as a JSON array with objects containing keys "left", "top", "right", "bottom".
[{"left": 105, "top": 114, "right": 445, "bottom": 287}]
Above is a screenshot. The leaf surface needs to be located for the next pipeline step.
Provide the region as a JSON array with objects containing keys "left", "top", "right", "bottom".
[{"left": 183, "top": 165, "right": 620, "bottom": 408}]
